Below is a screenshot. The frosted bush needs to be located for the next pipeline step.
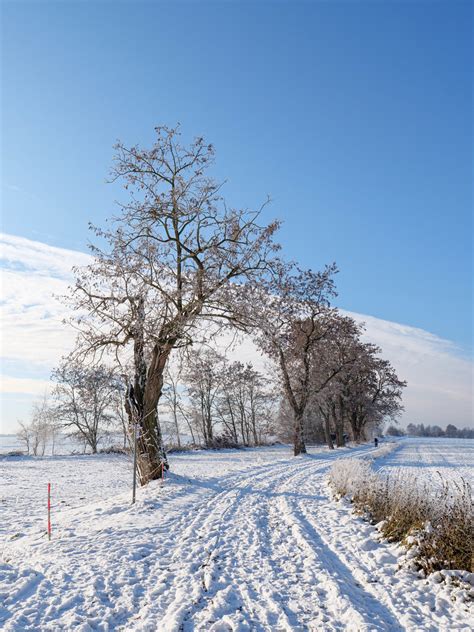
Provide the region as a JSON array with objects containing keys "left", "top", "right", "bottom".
[
  {"left": 328, "top": 458, "right": 376, "bottom": 499},
  {"left": 329, "top": 458, "right": 473, "bottom": 574}
]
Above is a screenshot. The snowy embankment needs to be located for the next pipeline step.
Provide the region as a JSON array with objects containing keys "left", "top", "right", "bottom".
[
  {"left": 329, "top": 440, "right": 473, "bottom": 578},
  {"left": 1, "top": 442, "right": 473, "bottom": 631}
]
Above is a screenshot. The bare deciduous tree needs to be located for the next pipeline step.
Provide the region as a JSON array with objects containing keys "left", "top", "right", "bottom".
[
  {"left": 17, "top": 395, "right": 55, "bottom": 456},
  {"left": 308, "top": 316, "right": 364, "bottom": 448},
  {"left": 217, "top": 361, "right": 275, "bottom": 446},
  {"left": 161, "top": 365, "right": 183, "bottom": 449},
  {"left": 343, "top": 351, "right": 406, "bottom": 442},
  {"left": 66, "top": 125, "right": 279, "bottom": 483},
  {"left": 316, "top": 342, "right": 405, "bottom": 446},
  {"left": 17, "top": 420, "right": 32, "bottom": 455},
  {"left": 247, "top": 263, "right": 349, "bottom": 455},
  {"left": 52, "top": 363, "right": 119, "bottom": 453},
  {"left": 184, "top": 348, "right": 226, "bottom": 447}
]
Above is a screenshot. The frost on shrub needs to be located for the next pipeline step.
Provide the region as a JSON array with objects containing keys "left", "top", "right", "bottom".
[
  {"left": 414, "top": 477, "right": 473, "bottom": 575},
  {"left": 328, "top": 459, "right": 375, "bottom": 499},
  {"left": 329, "top": 459, "right": 474, "bottom": 574}
]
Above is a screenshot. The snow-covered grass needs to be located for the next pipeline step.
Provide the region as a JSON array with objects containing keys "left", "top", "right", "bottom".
[
  {"left": 1, "top": 441, "right": 473, "bottom": 630},
  {"left": 0, "top": 453, "right": 132, "bottom": 542},
  {"left": 327, "top": 440, "right": 399, "bottom": 498},
  {"left": 329, "top": 439, "right": 474, "bottom": 577}
]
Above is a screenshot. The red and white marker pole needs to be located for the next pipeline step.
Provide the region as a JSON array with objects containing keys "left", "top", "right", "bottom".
[{"left": 47, "top": 482, "right": 52, "bottom": 540}]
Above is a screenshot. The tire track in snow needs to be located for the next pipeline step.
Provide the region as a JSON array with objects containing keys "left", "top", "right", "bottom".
[
  {"left": 0, "top": 445, "right": 385, "bottom": 631},
  {"left": 262, "top": 457, "right": 401, "bottom": 632},
  {"left": 130, "top": 448, "right": 388, "bottom": 630},
  {"left": 4, "top": 453, "right": 309, "bottom": 631},
  {"left": 277, "top": 457, "right": 404, "bottom": 629},
  {"left": 282, "top": 453, "right": 472, "bottom": 632},
  {"left": 136, "top": 456, "right": 349, "bottom": 630},
  {"left": 126, "top": 457, "right": 320, "bottom": 630},
  {"left": 274, "top": 495, "right": 402, "bottom": 631}
]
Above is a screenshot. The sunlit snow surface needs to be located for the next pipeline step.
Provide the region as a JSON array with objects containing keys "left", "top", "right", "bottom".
[
  {"left": 375, "top": 437, "right": 474, "bottom": 487},
  {"left": 1, "top": 441, "right": 472, "bottom": 631}
]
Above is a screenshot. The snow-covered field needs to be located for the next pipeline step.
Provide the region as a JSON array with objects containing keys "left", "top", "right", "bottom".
[
  {"left": 0, "top": 434, "right": 127, "bottom": 457},
  {"left": 1, "top": 441, "right": 472, "bottom": 631},
  {"left": 375, "top": 437, "right": 474, "bottom": 487}
]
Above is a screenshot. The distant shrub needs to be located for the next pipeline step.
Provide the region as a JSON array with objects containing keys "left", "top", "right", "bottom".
[
  {"left": 207, "top": 434, "right": 242, "bottom": 450},
  {"left": 385, "top": 425, "right": 405, "bottom": 437},
  {"left": 98, "top": 445, "right": 130, "bottom": 455},
  {"left": 166, "top": 443, "right": 201, "bottom": 453},
  {"left": 165, "top": 437, "right": 245, "bottom": 452},
  {"left": 329, "top": 460, "right": 473, "bottom": 574}
]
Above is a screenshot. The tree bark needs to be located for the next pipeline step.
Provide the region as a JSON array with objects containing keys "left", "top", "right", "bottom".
[
  {"left": 293, "top": 410, "right": 307, "bottom": 456},
  {"left": 126, "top": 333, "right": 171, "bottom": 485},
  {"left": 324, "top": 416, "right": 334, "bottom": 450},
  {"left": 140, "top": 345, "right": 170, "bottom": 481},
  {"left": 349, "top": 412, "right": 364, "bottom": 443},
  {"left": 335, "top": 399, "right": 345, "bottom": 447}
]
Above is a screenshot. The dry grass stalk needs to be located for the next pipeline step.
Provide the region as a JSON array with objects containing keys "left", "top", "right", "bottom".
[{"left": 329, "top": 460, "right": 473, "bottom": 574}]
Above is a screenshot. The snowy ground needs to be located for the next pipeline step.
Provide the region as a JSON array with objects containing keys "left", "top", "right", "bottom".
[
  {"left": 1, "top": 441, "right": 472, "bottom": 631},
  {"left": 375, "top": 437, "right": 474, "bottom": 487}
]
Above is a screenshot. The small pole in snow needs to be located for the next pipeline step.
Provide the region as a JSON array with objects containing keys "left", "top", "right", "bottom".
[
  {"left": 132, "top": 420, "right": 138, "bottom": 505},
  {"left": 47, "top": 482, "right": 51, "bottom": 540}
]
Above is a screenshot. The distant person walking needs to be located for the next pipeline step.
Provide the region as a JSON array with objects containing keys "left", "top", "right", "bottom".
[{"left": 374, "top": 437, "right": 379, "bottom": 448}]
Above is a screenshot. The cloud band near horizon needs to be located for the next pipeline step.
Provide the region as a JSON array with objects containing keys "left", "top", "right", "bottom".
[{"left": 0, "top": 232, "right": 472, "bottom": 433}]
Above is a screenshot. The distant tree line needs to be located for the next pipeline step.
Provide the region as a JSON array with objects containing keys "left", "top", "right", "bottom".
[{"left": 386, "top": 423, "right": 474, "bottom": 439}]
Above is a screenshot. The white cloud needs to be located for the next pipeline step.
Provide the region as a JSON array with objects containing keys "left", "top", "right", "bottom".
[
  {"left": 1, "top": 375, "right": 52, "bottom": 395},
  {"left": 0, "top": 232, "right": 472, "bottom": 433},
  {"left": 0, "top": 232, "right": 90, "bottom": 279},
  {"left": 344, "top": 312, "right": 473, "bottom": 427}
]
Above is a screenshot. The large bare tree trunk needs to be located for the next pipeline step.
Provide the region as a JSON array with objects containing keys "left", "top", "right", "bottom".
[
  {"left": 293, "top": 411, "right": 307, "bottom": 456},
  {"left": 126, "top": 304, "right": 171, "bottom": 485},
  {"left": 324, "top": 416, "right": 334, "bottom": 450},
  {"left": 139, "top": 345, "right": 171, "bottom": 482},
  {"left": 335, "top": 399, "right": 345, "bottom": 447},
  {"left": 126, "top": 387, "right": 166, "bottom": 485},
  {"left": 349, "top": 412, "right": 364, "bottom": 443},
  {"left": 136, "top": 408, "right": 166, "bottom": 483}
]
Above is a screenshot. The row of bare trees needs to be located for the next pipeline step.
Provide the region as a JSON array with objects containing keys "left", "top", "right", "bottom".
[
  {"left": 17, "top": 352, "right": 275, "bottom": 455},
  {"left": 31, "top": 123, "right": 406, "bottom": 484},
  {"left": 304, "top": 339, "right": 405, "bottom": 448},
  {"left": 160, "top": 351, "right": 275, "bottom": 448},
  {"left": 249, "top": 276, "right": 405, "bottom": 454}
]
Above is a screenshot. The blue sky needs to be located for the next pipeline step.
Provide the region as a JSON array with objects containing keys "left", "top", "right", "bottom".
[{"left": 1, "top": 0, "right": 472, "bottom": 353}]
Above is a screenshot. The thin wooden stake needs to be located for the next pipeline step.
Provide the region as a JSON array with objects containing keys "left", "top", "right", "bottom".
[
  {"left": 47, "top": 482, "right": 51, "bottom": 540},
  {"left": 132, "top": 421, "right": 138, "bottom": 504}
]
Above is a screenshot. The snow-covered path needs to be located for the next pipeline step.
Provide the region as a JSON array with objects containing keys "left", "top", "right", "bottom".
[{"left": 1, "top": 444, "right": 472, "bottom": 631}]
